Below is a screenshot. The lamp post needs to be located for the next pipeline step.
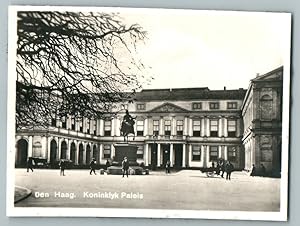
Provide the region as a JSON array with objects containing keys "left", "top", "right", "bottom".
[{"left": 152, "top": 134, "right": 157, "bottom": 170}]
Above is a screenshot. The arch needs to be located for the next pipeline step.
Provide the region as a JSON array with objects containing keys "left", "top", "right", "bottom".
[
  {"left": 33, "top": 141, "right": 42, "bottom": 157},
  {"left": 16, "top": 139, "right": 28, "bottom": 167},
  {"left": 50, "top": 139, "right": 57, "bottom": 165},
  {"left": 78, "top": 143, "right": 84, "bottom": 165},
  {"left": 86, "top": 144, "right": 91, "bottom": 164},
  {"left": 93, "top": 144, "right": 99, "bottom": 163},
  {"left": 60, "top": 141, "right": 67, "bottom": 159},
  {"left": 70, "top": 142, "right": 76, "bottom": 163},
  {"left": 261, "top": 94, "right": 273, "bottom": 100}
]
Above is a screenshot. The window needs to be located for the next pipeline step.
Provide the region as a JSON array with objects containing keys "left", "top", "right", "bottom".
[
  {"left": 164, "top": 120, "right": 171, "bottom": 135},
  {"left": 228, "top": 146, "right": 237, "bottom": 161},
  {"left": 92, "top": 119, "right": 97, "bottom": 135},
  {"left": 260, "top": 94, "right": 273, "bottom": 120},
  {"left": 210, "top": 146, "right": 218, "bottom": 161},
  {"left": 227, "top": 120, "right": 236, "bottom": 137},
  {"left": 86, "top": 118, "right": 90, "bottom": 134},
  {"left": 176, "top": 120, "right": 183, "bottom": 135},
  {"left": 137, "top": 146, "right": 144, "bottom": 159},
  {"left": 210, "top": 119, "right": 218, "bottom": 137},
  {"left": 103, "top": 145, "right": 111, "bottom": 159},
  {"left": 61, "top": 116, "right": 67, "bottom": 129},
  {"left": 33, "top": 142, "right": 42, "bottom": 157},
  {"left": 192, "top": 145, "right": 201, "bottom": 161},
  {"left": 227, "top": 102, "right": 237, "bottom": 109},
  {"left": 78, "top": 118, "right": 83, "bottom": 132},
  {"left": 51, "top": 117, "right": 56, "bottom": 127},
  {"left": 71, "top": 117, "right": 76, "bottom": 130},
  {"left": 104, "top": 120, "right": 111, "bottom": 136},
  {"left": 137, "top": 103, "right": 145, "bottom": 110},
  {"left": 192, "top": 102, "right": 202, "bottom": 110},
  {"left": 137, "top": 120, "right": 144, "bottom": 136},
  {"left": 209, "top": 102, "right": 219, "bottom": 109},
  {"left": 193, "top": 119, "right": 201, "bottom": 136},
  {"left": 153, "top": 120, "right": 159, "bottom": 136}
]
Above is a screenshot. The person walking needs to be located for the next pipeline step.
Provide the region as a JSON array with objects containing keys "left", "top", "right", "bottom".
[
  {"left": 26, "top": 157, "right": 34, "bottom": 172},
  {"left": 89, "top": 158, "right": 97, "bottom": 175},
  {"left": 59, "top": 159, "right": 66, "bottom": 176},
  {"left": 250, "top": 164, "right": 256, "bottom": 176},
  {"left": 165, "top": 160, "right": 171, "bottom": 174},
  {"left": 225, "top": 161, "right": 234, "bottom": 180},
  {"left": 122, "top": 157, "right": 130, "bottom": 178}
]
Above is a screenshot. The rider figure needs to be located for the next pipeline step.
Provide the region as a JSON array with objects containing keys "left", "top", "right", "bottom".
[{"left": 121, "top": 110, "right": 135, "bottom": 136}]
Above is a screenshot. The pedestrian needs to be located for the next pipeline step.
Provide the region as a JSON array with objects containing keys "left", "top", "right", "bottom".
[
  {"left": 105, "top": 159, "right": 110, "bottom": 170},
  {"left": 26, "top": 157, "right": 34, "bottom": 172},
  {"left": 250, "top": 164, "right": 256, "bottom": 176},
  {"left": 220, "top": 159, "right": 225, "bottom": 178},
  {"left": 260, "top": 163, "right": 266, "bottom": 177},
  {"left": 122, "top": 157, "right": 129, "bottom": 178},
  {"left": 225, "top": 161, "right": 234, "bottom": 180},
  {"left": 59, "top": 159, "right": 66, "bottom": 176},
  {"left": 165, "top": 160, "right": 171, "bottom": 174},
  {"left": 89, "top": 158, "right": 97, "bottom": 175}
]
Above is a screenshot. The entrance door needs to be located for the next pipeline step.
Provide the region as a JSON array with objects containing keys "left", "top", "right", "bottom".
[
  {"left": 50, "top": 140, "right": 57, "bottom": 167},
  {"left": 174, "top": 144, "right": 183, "bottom": 168},
  {"left": 162, "top": 144, "right": 170, "bottom": 166},
  {"left": 16, "top": 139, "right": 28, "bottom": 167},
  {"left": 151, "top": 144, "right": 158, "bottom": 170}
]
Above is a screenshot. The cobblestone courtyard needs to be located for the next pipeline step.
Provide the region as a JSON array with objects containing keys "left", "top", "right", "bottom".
[{"left": 14, "top": 168, "right": 280, "bottom": 211}]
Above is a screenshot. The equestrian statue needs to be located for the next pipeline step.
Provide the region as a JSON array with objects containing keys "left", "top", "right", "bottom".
[{"left": 120, "top": 110, "right": 136, "bottom": 142}]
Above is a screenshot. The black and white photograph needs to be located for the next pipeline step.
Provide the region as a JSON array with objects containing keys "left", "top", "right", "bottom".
[{"left": 7, "top": 6, "right": 291, "bottom": 220}]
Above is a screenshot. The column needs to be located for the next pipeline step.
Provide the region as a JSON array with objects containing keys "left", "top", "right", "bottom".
[
  {"left": 75, "top": 141, "right": 79, "bottom": 165},
  {"left": 170, "top": 143, "right": 174, "bottom": 166},
  {"left": 96, "top": 119, "right": 100, "bottom": 136},
  {"left": 99, "top": 119, "right": 104, "bottom": 136},
  {"left": 184, "top": 116, "right": 188, "bottom": 136},
  {"left": 28, "top": 136, "right": 33, "bottom": 157},
  {"left": 159, "top": 117, "right": 164, "bottom": 135},
  {"left": 206, "top": 145, "right": 210, "bottom": 164},
  {"left": 182, "top": 144, "right": 186, "bottom": 167},
  {"left": 189, "top": 117, "right": 193, "bottom": 136},
  {"left": 115, "top": 117, "right": 121, "bottom": 136},
  {"left": 224, "top": 146, "right": 228, "bottom": 160},
  {"left": 99, "top": 144, "right": 103, "bottom": 163},
  {"left": 201, "top": 117, "right": 205, "bottom": 137},
  {"left": 172, "top": 116, "right": 176, "bottom": 136},
  {"left": 82, "top": 118, "right": 87, "bottom": 133},
  {"left": 157, "top": 143, "right": 161, "bottom": 166},
  {"left": 47, "top": 136, "right": 52, "bottom": 162},
  {"left": 82, "top": 143, "right": 87, "bottom": 164},
  {"left": 206, "top": 118, "right": 210, "bottom": 136},
  {"left": 188, "top": 144, "right": 192, "bottom": 166},
  {"left": 41, "top": 136, "right": 47, "bottom": 159},
  {"left": 111, "top": 144, "right": 115, "bottom": 159},
  {"left": 218, "top": 146, "right": 222, "bottom": 158},
  {"left": 111, "top": 118, "right": 115, "bottom": 136},
  {"left": 57, "top": 137, "right": 61, "bottom": 161},
  {"left": 202, "top": 145, "right": 206, "bottom": 168},
  {"left": 144, "top": 117, "right": 148, "bottom": 136},
  {"left": 224, "top": 117, "right": 228, "bottom": 137},
  {"left": 66, "top": 139, "right": 71, "bottom": 160},
  {"left": 144, "top": 144, "right": 149, "bottom": 166},
  {"left": 218, "top": 117, "right": 223, "bottom": 137}
]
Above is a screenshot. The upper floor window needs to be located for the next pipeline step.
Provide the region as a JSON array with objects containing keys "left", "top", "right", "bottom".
[
  {"left": 176, "top": 120, "right": 183, "bottom": 135},
  {"left": 260, "top": 94, "right": 273, "bottom": 120},
  {"left": 71, "top": 117, "right": 76, "bottom": 130},
  {"left": 51, "top": 118, "right": 57, "bottom": 127},
  {"left": 210, "top": 119, "right": 218, "bottom": 137},
  {"left": 192, "top": 102, "right": 202, "bottom": 110},
  {"left": 227, "top": 102, "right": 237, "bottom": 109},
  {"left": 209, "top": 146, "right": 219, "bottom": 161},
  {"left": 164, "top": 120, "right": 171, "bottom": 136},
  {"left": 78, "top": 118, "right": 83, "bottom": 132},
  {"left": 61, "top": 116, "right": 67, "bottom": 129},
  {"left": 92, "top": 119, "right": 97, "bottom": 135},
  {"left": 210, "top": 102, "right": 219, "bottom": 109},
  {"left": 193, "top": 119, "right": 201, "bottom": 137},
  {"left": 153, "top": 120, "right": 159, "bottom": 136},
  {"left": 137, "top": 120, "right": 144, "bottom": 136},
  {"left": 137, "top": 103, "right": 146, "bottom": 110},
  {"left": 192, "top": 145, "right": 201, "bottom": 161},
  {"left": 104, "top": 120, "right": 111, "bottom": 136},
  {"left": 227, "top": 119, "right": 236, "bottom": 137},
  {"left": 86, "top": 118, "right": 90, "bottom": 134}
]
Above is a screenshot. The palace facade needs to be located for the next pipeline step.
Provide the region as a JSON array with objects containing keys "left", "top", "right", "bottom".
[{"left": 15, "top": 66, "right": 284, "bottom": 173}]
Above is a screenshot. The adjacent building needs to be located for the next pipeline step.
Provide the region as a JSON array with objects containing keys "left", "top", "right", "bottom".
[{"left": 15, "top": 66, "right": 284, "bottom": 174}]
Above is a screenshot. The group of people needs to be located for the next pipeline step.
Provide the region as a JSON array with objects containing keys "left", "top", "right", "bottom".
[
  {"left": 250, "top": 163, "right": 266, "bottom": 177},
  {"left": 211, "top": 159, "right": 234, "bottom": 180}
]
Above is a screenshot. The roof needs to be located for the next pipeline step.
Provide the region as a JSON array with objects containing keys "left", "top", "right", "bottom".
[{"left": 134, "top": 87, "right": 247, "bottom": 101}]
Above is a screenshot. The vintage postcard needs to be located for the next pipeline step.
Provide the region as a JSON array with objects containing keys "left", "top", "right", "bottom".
[{"left": 7, "top": 6, "right": 291, "bottom": 220}]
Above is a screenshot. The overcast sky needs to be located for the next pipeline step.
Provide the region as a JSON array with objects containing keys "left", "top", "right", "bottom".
[{"left": 119, "top": 9, "right": 291, "bottom": 90}]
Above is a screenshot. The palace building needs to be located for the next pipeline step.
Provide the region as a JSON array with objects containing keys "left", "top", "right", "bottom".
[{"left": 15, "top": 66, "right": 284, "bottom": 173}]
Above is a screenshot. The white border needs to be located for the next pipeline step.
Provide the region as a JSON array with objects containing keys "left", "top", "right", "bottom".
[{"left": 6, "top": 5, "right": 291, "bottom": 221}]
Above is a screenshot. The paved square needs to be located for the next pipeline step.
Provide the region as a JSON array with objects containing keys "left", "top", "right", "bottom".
[{"left": 14, "top": 169, "right": 280, "bottom": 211}]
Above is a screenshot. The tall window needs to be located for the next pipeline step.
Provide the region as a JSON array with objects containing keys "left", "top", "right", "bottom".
[
  {"left": 260, "top": 94, "right": 273, "bottom": 120},
  {"left": 210, "top": 119, "right": 218, "bottom": 137},
  {"left": 210, "top": 146, "right": 218, "bottom": 161},
  {"left": 78, "top": 118, "right": 83, "bottom": 132},
  {"left": 104, "top": 120, "right": 111, "bottom": 136},
  {"left": 227, "top": 102, "right": 237, "bottom": 109},
  {"left": 176, "top": 120, "right": 183, "bottom": 135},
  {"left": 193, "top": 119, "right": 201, "bottom": 136},
  {"left": 228, "top": 146, "right": 237, "bottom": 161},
  {"left": 86, "top": 118, "right": 90, "bottom": 134},
  {"left": 137, "top": 146, "right": 144, "bottom": 159},
  {"left": 51, "top": 117, "right": 56, "bottom": 127},
  {"left": 192, "top": 102, "right": 202, "bottom": 110},
  {"left": 137, "top": 120, "right": 144, "bottom": 136},
  {"left": 164, "top": 120, "right": 171, "bottom": 135},
  {"left": 153, "top": 120, "right": 159, "bottom": 136},
  {"left": 227, "top": 120, "right": 236, "bottom": 137},
  {"left": 92, "top": 119, "right": 97, "bottom": 135},
  {"left": 71, "top": 117, "right": 76, "bottom": 130},
  {"left": 61, "top": 116, "right": 67, "bottom": 129},
  {"left": 210, "top": 102, "right": 219, "bottom": 109},
  {"left": 192, "top": 145, "right": 201, "bottom": 161},
  {"left": 103, "top": 145, "right": 111, "bottom": 159}
]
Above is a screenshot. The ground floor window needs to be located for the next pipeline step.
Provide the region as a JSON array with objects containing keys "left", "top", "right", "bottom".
[
  {"left": 137, "top": 146, "right": 144, "bottom": 159},
  {"left": 103, "top": 144, "right": 111, "bottom": 159},
  {"left": 192, "top": 145, "right": 201, "bottom": 161},
  {"left": 228, "top": 146, "right": 237, "bottom": 161},
  {"left": 209, "top": 146, "right": 218, "bottom": 161}
]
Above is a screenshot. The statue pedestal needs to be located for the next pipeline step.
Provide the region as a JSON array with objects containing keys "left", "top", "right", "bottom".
[{"left": 113, "top": 143, "right": 138, "bottom": 164}]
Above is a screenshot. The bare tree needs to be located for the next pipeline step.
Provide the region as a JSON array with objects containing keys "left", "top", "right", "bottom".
[{"left": 16, "top": 11, "right": 148, "bottom": 129}]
